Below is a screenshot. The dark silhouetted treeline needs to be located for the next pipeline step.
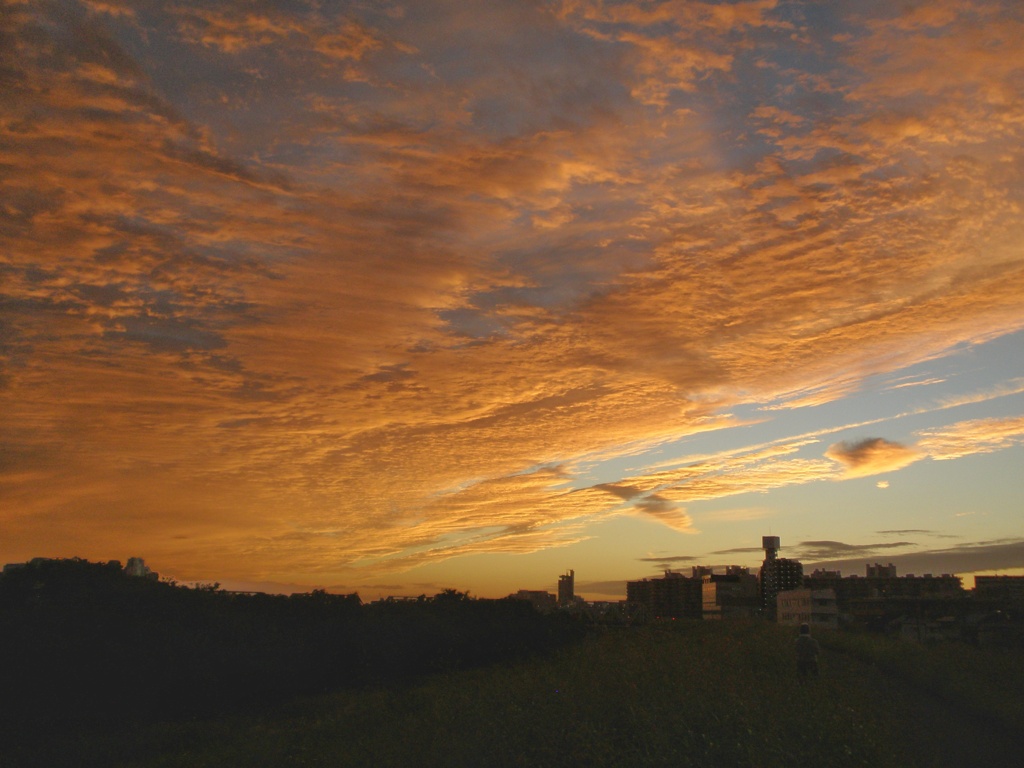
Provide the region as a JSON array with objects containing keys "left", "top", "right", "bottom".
[{"left": 0, "top": 558, "right": 585, "bottom": 736}]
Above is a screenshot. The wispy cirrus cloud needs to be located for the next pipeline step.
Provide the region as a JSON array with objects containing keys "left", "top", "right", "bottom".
[
  {"left": 916, "top": 416, "right": 1024, "bottom": 461},
  {"left": 884, "top": 376, "right": 947, "bottom": 392}
]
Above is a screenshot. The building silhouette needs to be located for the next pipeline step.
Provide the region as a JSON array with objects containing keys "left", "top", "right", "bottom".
[
  {"left": 974, "top": 575, "right": 1024, "bottom": 603},
  {"left": 4, "top": 556, "right": 159, "bottom": 581},
  {"left": 558, "top": 569, "right": 575, "bottom": 607},
  {"left": 509, "top": 589, "right": 557, "bottom": 612},
  {"left": 803, "top": 564, "right": 966, "bottom": 631},
  {"left": 758, "top": 536, "right": 803, "bottom": 618},
  {"left": 626, "top": 570, "right": 703, "bottom": 620},
  {"left": 866, "top": 562, "right": 897, "bottom": 578},
  {"left": 804, "top": 565, "right": 963, "bottom": 603},
  {"left": 777, "top": 587, "right": 839, "bottom": 629},
  {"left": 702, "top": 567, "right": 759, "bottom": 620}
]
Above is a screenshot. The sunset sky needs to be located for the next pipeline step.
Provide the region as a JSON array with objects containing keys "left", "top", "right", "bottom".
[{"left": 3, "top": 0, "right": 1023, "bottom": 599}]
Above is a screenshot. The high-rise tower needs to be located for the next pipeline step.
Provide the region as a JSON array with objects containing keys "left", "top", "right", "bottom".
[
  {"left": 758, "top": 536, "right": 802, "bottom": 618},
  {"left": 558, "top": 569, "right": 575, "bottom": 607}
]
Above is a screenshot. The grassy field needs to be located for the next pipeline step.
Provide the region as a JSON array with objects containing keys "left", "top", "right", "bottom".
[{"left": 9, "top": 620, "right": 1023, "bottom": 767}]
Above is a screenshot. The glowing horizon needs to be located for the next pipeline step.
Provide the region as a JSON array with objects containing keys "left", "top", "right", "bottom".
[{"left": 2, "top": 0, "right": 1023, "bottom": 599}]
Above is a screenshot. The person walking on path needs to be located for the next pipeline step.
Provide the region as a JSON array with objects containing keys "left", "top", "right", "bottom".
[{"left": 796, "top": 622, "right": 820, "bottom": 679}]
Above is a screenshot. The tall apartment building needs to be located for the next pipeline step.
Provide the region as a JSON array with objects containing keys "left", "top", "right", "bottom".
[
  {"left": 558, "top": 569, "right": 575, "bottom": 607},
  {"left": 866, "top": 562, "right": 897, "bottom": 578},
  {"left": 974, "top": 575, "right": 1024, "bottom": 603},
  {"left": 804, "top": 571, "right": 963, "bottom": 603},
  {"left": 758, "top": 536, "right": 803, "bottom": 618},
  {"left": 626, "top": 570, "right": 703, "bottom": 620},
  {"left": 702, "top": 571, "right": 759, "bottom": 620}
]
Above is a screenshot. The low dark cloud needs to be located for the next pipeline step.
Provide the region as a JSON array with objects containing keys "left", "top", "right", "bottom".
[
  {"left": 637, "top": 555, "right": 697, "bottom": 563},
  {"left": 806, "top": 539, "right": 1024, "bottom": 578},
  {"left": 795, "top": 540, "right": 915, "bottom": 560},
  {"left": 877, "top": 529, "right": 932, "bottom": 535},
  {"left": 877, "top": 529, "right": 960, "bottom": 539}
]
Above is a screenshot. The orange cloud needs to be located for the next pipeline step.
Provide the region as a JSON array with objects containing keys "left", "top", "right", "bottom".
[
  {"left": 824, "top": 438, "right": 923, "bottom": 478},
  {"left": 916, "top": 416, "right": 1024, "bottom": 461},
  {"left": 2, "top": 0, "right": 1023, "bottom": 591}
]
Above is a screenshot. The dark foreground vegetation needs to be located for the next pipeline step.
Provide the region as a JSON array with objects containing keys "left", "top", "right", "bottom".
[
  {"left": 3, "top": 559, "right": 1023, "bottom": 767},
  {"left": 0, "top": 559, "right": 582, "bottom": 751}
]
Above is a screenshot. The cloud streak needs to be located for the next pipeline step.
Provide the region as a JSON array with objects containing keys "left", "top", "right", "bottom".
[
  {"left": 916, "top": 416, "right": 1024, "bottom": 460},
  {"left": 807, "top": 539, "right": 1024, "bottom": 580}
]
